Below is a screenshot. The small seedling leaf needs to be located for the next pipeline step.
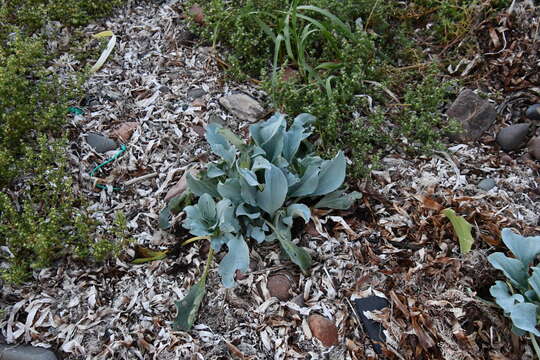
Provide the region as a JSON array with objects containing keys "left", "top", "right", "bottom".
[
  {"left": 442, "top": 208, "right": 474, "bottom": 254},
  {"left": 279, "top": 237, "right": 312, "bottom": 274},
  {"left": 173, "top": 279, "right": 206, "bottom": 331}
]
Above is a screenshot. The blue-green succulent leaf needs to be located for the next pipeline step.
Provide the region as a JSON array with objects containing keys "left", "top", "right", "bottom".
[
  {"left": 314, "top": 189, "right": 362, "bottom": 210},
  {"left": 238, "top": 167, "right": 260, "bottom": 186},
  {"left": 510, "top": 303, "right": 540, "bottom": 336},
  {"left": 488, "top": 252, "right": 529, "bottom": 290},
  {"left": 249, "top": 225, "right": 266, "bottom": 243},
  {"left": 287, "top": 204, "right": 311, "bottom": 223},
  {"left": 207, "top": 163, "right": 226, "bottom": 178},
  {"left": 216, "top": 199, "right": 239, "bottom": 233},
  {"left": 187, "top": 173, "right": 220, "bottom": 198},
  {"left": 217, "top": 179, "right": 243, "bottom": 203},
  {"left": 206, "top": 123, "right": 236, "bottom": 164},
  {"left": 173, "top": 279, "right": 206, "bottom": 331},
  {"left": 283, "top": 113, "right": 315, "bottom": 161},
  {"left": 249, "top": 113, "right": 286, "bottom": 162},
  {"left": 490, "top": 280, "right": 524, "bottom": 314},
  {"left": 256, "top": 165, "right": 288, "bottom": 215},
  {"left": 312, "top": 151, "right": 346, "bottom": 196},
  {"left": 252, "top": 156, "right": 272, "bottom": 171},
  {"left": 236, "top": 203, "right": 260, "bottom": 219},
  {"left": 218, "top": 235, "right": 250, "bottom": 288},
  {"left": 529, "top": 267, "right": 540, "bottom": 299},
  {"left": 279, "top": 238, "right": 312, "bottom": 274},
  {"left": 289, "top": 165, "right": 320, "bottom": 197},
  {"left": 239, "top": 177, "right": 257, "bottom": 206},
  {"left": 501, "top": 228, "right": 540, "bottom": 266}
]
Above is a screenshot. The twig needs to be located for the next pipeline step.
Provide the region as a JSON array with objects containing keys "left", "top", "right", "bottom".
[{"left": 123, "top": 172, "right": 158, "bottom": 186}]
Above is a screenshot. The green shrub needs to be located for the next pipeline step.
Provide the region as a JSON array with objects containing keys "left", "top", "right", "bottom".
[{"left": 0, "top": 0, "right": 126, "bottom": 283}]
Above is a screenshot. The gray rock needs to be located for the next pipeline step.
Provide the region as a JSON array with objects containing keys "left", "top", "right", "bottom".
[
  {"left": 86, "top": 133, "right": 117, "bottom": 153},
  {"left": 478, "top": 178, "right": 496, "bottom": 191},
  {"left": 496, "top": 123, "right": 530, "bottom": 151},
  {"left": 0, "top": 344, "right": 57, "bottom": 360},
  {"left": 528, "top": 136, "right": 540, "bottom": 160},
  {"left": 526, "top": 104, "right": 540, "bottom": 121},
  {"left": 186, "top": 88, "right": 206, "bottom": 101},
  {"left": 219, "top": 93, "right": 265, "bottom": 122},
  {"left": 446, "top": 89, "right": 497, "bottom": 142}
]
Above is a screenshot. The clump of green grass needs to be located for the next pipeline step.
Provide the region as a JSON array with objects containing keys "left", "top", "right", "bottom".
[
  {"left": 0, "top": 0, "right": 127, "bottom": 283},
  {"left": 188, "top": 0, "right": 468, "bottom": 175}
]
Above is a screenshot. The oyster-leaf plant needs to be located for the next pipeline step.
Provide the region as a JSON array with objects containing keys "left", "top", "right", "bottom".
[
  {"left": 488, "top": 228, "right": 540, "bottom": 356},
  {"left": 166, "top": 113, "right": 361, "bottom": 330}
]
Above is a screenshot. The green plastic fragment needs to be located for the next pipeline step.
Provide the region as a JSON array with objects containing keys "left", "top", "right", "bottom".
[{"left": 68, "top": 106, "right": 84, "bottom": 115}]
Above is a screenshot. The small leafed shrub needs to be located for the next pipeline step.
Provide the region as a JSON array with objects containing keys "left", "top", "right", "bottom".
[
  {"left": 488, "top": 228, "right": 540, "bottom": 354},
  {"left": 167, "top": 113, "right": 360, "bottom": 330},
  {"left": 0, "top": 0, "right": 127, "bottom": 283}
]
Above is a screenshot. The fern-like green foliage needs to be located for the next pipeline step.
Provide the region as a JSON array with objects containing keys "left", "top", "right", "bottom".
[{"left": 488, "top": 229, "right": 540, "bottom": 339}]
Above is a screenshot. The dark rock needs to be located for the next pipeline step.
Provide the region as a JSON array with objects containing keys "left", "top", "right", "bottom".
[
  {"left": 219, "top": 94, "right": 265, "bottom": 122},
  {"left": 526, "top": 104, "right": 540, "bottom": 121},
  {"left": 0, "top": 344, "right": 57, "bottom": 360},
  {"left": 496, "top": 123, "right": 530, "bottom": 151},
  {"left": 354, "top": 296, "right": 389, "bottom": 354},
  {"left": 267, "top": 274, "right": 292, "bottom": 301},
  {"left": 446, "top": 89, "right": 497, "bottom": 142},
  {"left": 187, "top": 88, "right": 206, "bottom": 101},
  {"left": 178, "top": 30, "right": 197, "bottom": 45},
  {"left": 528, "top": 137, "right": 540, "bottom": 161},
  {"left": 86, "top": 133, "right": 117, "bottom": 153},
  {"left": 308, "top": 314, "right": 339, "bottom": 347},
  {"left": 478, "top": 178, "right": 496, "bottom": 191}
]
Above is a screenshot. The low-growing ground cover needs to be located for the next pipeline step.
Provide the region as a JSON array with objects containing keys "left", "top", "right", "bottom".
[
  {"left": 186, "top": 0, "right": 511, "bottom": 175},
  {"left": 0, "top": 0, "right": 126, "bottom": 282}
]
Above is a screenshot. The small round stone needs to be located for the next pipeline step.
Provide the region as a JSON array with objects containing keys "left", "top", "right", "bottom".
[
  {"left": 496, "top": 123, "right": 530, "bottom": 151},
  {"left": 528, "top": 136, "right": 540, "bottom": 161},
  {"left": 500, "top": 154, "right": 513, "bottom": 164},
  {"left": 478, "top": 178, "right": 496, "bottom": 191},
  {"left": 308, "top": 314, "right": 339, "bottom": 347},
  {"left": 267, "top": 274, "right": 292, "bottom": 301},
  {"left": 526, "top": 104, "right": 540, "bottom": 121}
]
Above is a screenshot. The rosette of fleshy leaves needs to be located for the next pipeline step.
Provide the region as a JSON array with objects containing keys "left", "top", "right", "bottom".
[
  {"left": 488, "top": 228, "right": 540, "bottom": 349},
  {"left": 168, "top": 113, "right": 361, "bottom": 330}
]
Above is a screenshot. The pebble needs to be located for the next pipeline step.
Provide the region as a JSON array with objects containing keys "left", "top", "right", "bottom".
[
  {"left": 528, "top": 137, "right": 540, "bottom": 161},
  {"left": 219, "top": 93, "right": 265, "bottom": 122},
  {"left": 86, "top": 133, "right": 117, "bottom": 153},
  {"left": 478, "top": 178, "right": 496, "bottom": 191},
  {"left": 308, "top": 314, "right": 338, "bottom": 347},
  {"left": 0, "top": 344, "right": 57, "bottom": 360},
  {"left": 526, "top": 104, "right": 540, "bottom": 121},
  {"left": 500, "top": 154, "right": 513, "bottom": 165},
  {"left": 187, "top": 87, "right": 206, "bottom": 101},
  {"left": 496, "top": 123, "right": 530, "bottom": 151},
  {"left": 267, "top": 273, "right": 292, "bottom": 301},
  {"left": 446, "top": 89, "right": 497, "bottom": 142}
]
